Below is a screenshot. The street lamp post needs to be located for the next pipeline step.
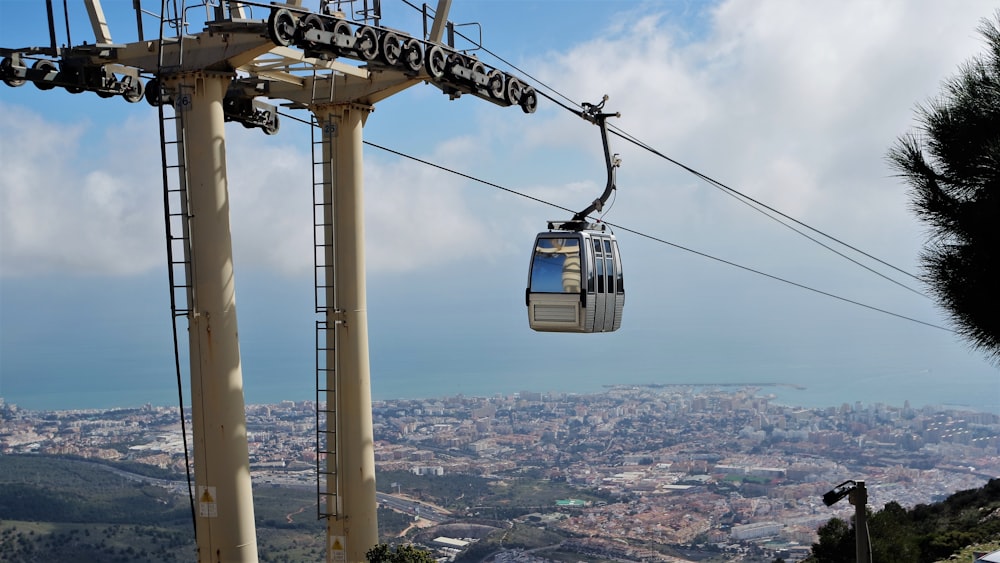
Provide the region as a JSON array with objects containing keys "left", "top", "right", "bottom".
[{"left": 822, "top": 479, "right": 872, "bottom": 563}]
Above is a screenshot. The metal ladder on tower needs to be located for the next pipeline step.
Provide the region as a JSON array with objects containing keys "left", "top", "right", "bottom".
[
  {"left": 155, "top": 0, "right": 198, "bottom": 532},
  {"left": 313, "top": 112, "right": 342, "bottom": 520},
  {"left": 157, "top": 1, "right": 192, "bottom": 323}
]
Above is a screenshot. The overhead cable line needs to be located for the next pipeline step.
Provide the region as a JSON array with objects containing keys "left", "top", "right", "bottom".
[
  {"left": 277, "top": 109, "right": 950, "bottom": 333},
  {"left": 450, "top": 26, "right": 928, "bottom": 297},
  {"left": 365, "top": 137, "right": 952, "bottom": 334},
  {"left": 528, "top": 85, "right": 927, "bottom": 298},
  {"left": 605, "top": 123, "right": 928, "bottom": 296},
  {"left": 609, "top": 124, "right": 927, "bottom": 297},
  {"left": 600, "top": 219, "right": 948, "bottom": 332}
]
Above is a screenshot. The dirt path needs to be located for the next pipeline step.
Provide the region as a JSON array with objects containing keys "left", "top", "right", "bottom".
[{"left": 285, "top": 502, "right": 315, "bottom": 523}]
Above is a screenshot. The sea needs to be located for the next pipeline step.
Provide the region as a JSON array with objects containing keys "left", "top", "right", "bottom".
[
  {"left": 2, "top": 274, "right": 998, "bottom": 414},
  {"left": 2, "top": 351, "right": 997, "bottom": 414}
]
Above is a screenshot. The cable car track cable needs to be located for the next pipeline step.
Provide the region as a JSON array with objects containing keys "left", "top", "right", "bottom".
[
  {"left": 362, "top": 138, "right": 949, "bottom": 333},
  {"left": 600, "top": 219, "right": 948, "bottom": 332},
  {"left": 529, "top": 88, "right": 928, "bottom": 299},
  {"left": 517, "top": 88, "right": 923, "bottom": 300},
  {"left": 449, "top": 31, "right": 927, "bottom": 293},
  {"left": 277, "top": 109, "right": 950, "bottom": 333},
  {"left": 603, "top": 122, "right": 929, "bottom": 299}
]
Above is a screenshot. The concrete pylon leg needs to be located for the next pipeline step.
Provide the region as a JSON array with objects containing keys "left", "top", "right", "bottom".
[
  {"left": 316, "top": 103, "right": 378, "bottom": 563},
  {"left": 168, "top": 71, "right": 259, "bottom": 563}
]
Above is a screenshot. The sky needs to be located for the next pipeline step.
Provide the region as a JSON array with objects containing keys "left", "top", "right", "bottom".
[{"left": 0, "top": 0, "right": 998, "bottom": 413}]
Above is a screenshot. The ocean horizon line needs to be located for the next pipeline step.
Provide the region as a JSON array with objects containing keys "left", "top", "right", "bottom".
[{"left": 2, "top": 381, "right": 996, "bottom": 416}]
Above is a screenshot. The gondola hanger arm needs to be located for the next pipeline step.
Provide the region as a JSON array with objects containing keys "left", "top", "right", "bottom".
[{"left": 572, "top": 95, "right": 621, "bottom": 224}]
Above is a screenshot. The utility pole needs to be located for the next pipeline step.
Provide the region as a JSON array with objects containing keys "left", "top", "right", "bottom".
[
  {"left": 849, "top": 481, "right": 872, "bottom": 563},
  {"left": 822, "top": 479, "right": 872, "bottom": 563}
]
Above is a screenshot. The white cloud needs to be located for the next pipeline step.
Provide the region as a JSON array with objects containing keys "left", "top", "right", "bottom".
[
  {"left": 226, "top": 126, "right": 501, "bottom": 276},
  {"left": 364, "top": 146, "right": 495, "bottom": 273},
  {"left": 0, "top": 104, "right": 162, "bottom": 276},
  {"left": 225, "top": 131, "right": 313, "bottom": 276},
  {"left": 504, "top": 0, "right": 995, "bottom": 289},
  {"left": 2, "top": 0, "right": 994, "bottom": 287}
]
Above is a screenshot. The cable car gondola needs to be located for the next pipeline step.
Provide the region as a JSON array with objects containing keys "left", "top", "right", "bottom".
[{"left": 527, "top": 98, "right": 624, "bottom": 333}]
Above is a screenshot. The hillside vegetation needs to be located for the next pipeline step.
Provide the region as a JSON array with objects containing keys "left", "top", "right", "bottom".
[
  {"left": 807, "top": 479, "right": 1000, "bottom": 562},
  {"left": 1, "top": 455, "right": 997, "bottom": 562}
]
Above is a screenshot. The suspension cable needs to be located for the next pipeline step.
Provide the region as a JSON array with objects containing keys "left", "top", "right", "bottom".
[
  {"left": 366, "top": 135, "right": 952, "bottom": 333},
  {"left": 448, "top": 27, "right": 927, "bottom": 294},
  {"left": 278, "top": 109, "right": 950, "bottom": 333}
]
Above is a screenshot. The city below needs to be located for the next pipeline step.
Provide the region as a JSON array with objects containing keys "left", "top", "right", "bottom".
[{"left": 1, "top": 385, "right": 998, "bottom": 561}]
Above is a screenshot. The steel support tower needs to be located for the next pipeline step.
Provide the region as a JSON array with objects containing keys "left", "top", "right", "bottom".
[
  {"left": 1, "top": 1, "right": 535, "bottom": 561},
  {"left": 175, "top": 71, "right": 260, "bottom": 561}
]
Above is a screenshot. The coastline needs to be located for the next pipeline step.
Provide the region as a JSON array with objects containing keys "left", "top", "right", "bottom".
[{"left": 2, "top": 379, "right": 996, "bottom": 416}]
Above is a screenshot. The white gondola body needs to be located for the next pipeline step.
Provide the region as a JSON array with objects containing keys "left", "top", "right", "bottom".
[{"left": 526, "top": 230, "right": 624, "bottom": 332}]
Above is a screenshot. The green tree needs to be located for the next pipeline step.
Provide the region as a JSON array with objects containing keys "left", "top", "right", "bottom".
[
  {"left": 810, "top": 517, "right": 853, "bottom": 563},
  {"left": 869, "top": 501, "right": 919, "bottom": 562},
  {"left": 808, "top": 480, "right": 1000, "bottom": 562},
  {"left": 366, "top": 543, "right": 436, "bottom": 563},
  {"left": 888, "top": 11, "right": 1000, "bottom": 361}
]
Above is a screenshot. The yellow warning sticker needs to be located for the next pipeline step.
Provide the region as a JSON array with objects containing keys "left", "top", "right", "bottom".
[
  {"left": 198, "top": 486, "right": 218, "bottom": 518},
  {"left": 329, "top": 535, "right": 346, "bottom": 562}
]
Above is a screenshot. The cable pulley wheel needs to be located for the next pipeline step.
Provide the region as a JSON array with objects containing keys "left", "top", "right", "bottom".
[
  {"left": 445, "top": 52, "right": 467, "bottom": 79},
  {"left": 355, "top": 26, "right": 379, "bottom": 61},
  {"left": 471, "top": 61, "right": 486, "bottom": 81},
  {"left": 301, "top": 14, "right": 326, "bottom": 49},
  {"left": 264, "top": 116, "right": 279, "bottom": 136},
  {"left": 519, "top": 86, "right": 538, "bottom": 114},
  {"left": 122, "top": 78, "right": 144, "bottom": 103},
  {"left": 330, "top": 20, "right": 354, "bottom": 37},
  {"left": 425, "top": 45, "right": 447, "bottom": 79},
  {"left": 329, "top": 20, "right": 352, "bottom": 56},
  {"left": 1, "top": 58, "right": 25, "bottom": 87},
  {"left": 32, "top": 59, "right": 57, "bottom": 91},
  {"left": 486, "top": 70, "right": 505, "bottom": 99},
  {"left": 380, "top": 31, "right": 402, "bottom": 66},
  {"left": 144, "top": 77, "right": 168, "bottom": 107},
  {"left": 505, "top": 76, "right": 523, "bottom": 106},
  {"left": 267, "top": 8, "right": 297, "bottom": 47},
  {"left": 401, "top": 38, "right": 423, "bottom": 73},
  {"left": 331, "top": 20, "right": 351, "bottom": 37}
]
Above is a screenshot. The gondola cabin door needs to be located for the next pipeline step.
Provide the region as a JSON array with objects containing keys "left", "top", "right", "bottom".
[{"left": 527, "top": 230, "right": 623, "bottom": 333}]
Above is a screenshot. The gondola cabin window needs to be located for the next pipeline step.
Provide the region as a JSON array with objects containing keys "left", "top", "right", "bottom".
[{"left": 529, "top": 237, "right": 582, "bottom": 293}]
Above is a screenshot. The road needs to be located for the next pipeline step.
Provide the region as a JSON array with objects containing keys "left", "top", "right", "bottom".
[{"left": 376, "top": 492, "right": 451, "bottom": 524}]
